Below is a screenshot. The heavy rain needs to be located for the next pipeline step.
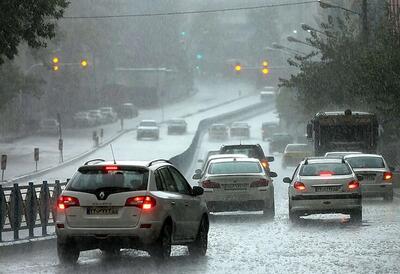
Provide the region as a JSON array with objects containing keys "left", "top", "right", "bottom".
[{"left": 1, "top": 0, "right": 400, "bottom": 273}]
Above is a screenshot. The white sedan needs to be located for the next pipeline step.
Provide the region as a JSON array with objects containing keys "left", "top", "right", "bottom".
[{"left": 198, "top": 157, "right": 276, "bottom": 217}]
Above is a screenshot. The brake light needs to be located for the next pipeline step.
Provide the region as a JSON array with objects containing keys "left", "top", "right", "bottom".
[
  {"left": 250, "top": 178, "right": 269, "bottom": 187},
  {"left": 57, "top": 195, "right": 80, "bottom": 210},
  {"left": 383, "top": 172, "right": 393, "bottom": 181},
  {"left": 261, "top": 160, "right": 269, "bottom": 169},
  {"left": 125, "top": 196, "right": 156, "bottom": 210},
  {"left": 348, "top": 180, "right": 360, "bottom": 190},
  {"left": 202, "top": 180, "right": 220, "bottom": 188},
  {"left": 294, "top": 181, "right": 306, "bottom": 191},
  {"left": 319, "top": 171, "right": 334, "bottom": 177},
  {"left": 105, "top": 166, "right": 119, "bottom": 171}
]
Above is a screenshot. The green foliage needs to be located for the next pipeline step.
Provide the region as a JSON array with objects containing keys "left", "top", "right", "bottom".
[
  {"left": 281, "top": 13, "right": 400, "bottom": 136},
  {"left": 0, "top": 0, "right": 69, "bottom": 64}
]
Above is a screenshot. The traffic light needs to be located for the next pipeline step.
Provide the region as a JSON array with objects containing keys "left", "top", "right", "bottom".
[
  {"left": 52, "top": 56, "right": 60, "bottom": 72},
  {"left": 80, "top": 59, "right": 88, "bottom": 68},
  {"left": 261, "top": 60, "right": 269, "bottom": 75},
  {"left": 234, "top": 63, "right": 242, "bottom": 73}
]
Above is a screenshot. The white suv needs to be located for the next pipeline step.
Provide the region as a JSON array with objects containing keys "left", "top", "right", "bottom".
[{"left": 55, "top": 159, "right": 209, "bottom": 264}]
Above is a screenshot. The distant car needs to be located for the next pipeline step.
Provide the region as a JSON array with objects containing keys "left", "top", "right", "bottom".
[
  {"left": 120, "top": 103, "right": 139, "bottom": 119},
  {"left": 283, "top": 157, "right": 362, "bottom": 222},
  {"left": 344, "top": 154, "right": 393, "bottom": 201},
  {"left": 219, "top": 144, "right": 274, "bottom": 173},
  {"left": 229, "top": 122, "right": 250, "bottom": 138},
  {"left": 55, "top": 159, "right": 208, "bottom": 264},
  {"left": 260, "top": 86, "right": 276, "bottom": 101},
  {"left": 73, "top": 112, "right": 95, "bottom": 127},
  {"left": 269, "top": 133, "right": 293, "bottom": 154},
  {"left": 88, "top": 110, "right": 106, "bottom": 125},
  {"left": 99, "top": 107, "right": 118, "bottom": 123},
  {"left": 282, "top": 143, "right": 313, "bottom": 168},
  {"left": 261, "top": 122, "right": 279, "bottom": 141},
  {"left": 325, "top": 151, "right": 362, "bottom": 158},
  {"left": 39, "top": 118, "right": 59, "bottom": 135},
  {"left": 137, "top": 120, "right": 160, "bottom": 140},
  {"left": 193, "top": 153, "right": 248, "bottom": 182},
  {"left": 198, "top": 157, "right": 277, "bottom": 217},
  {"left": 208, "top": 124, "right": 228, "bottom": 140},
  {"left": 167, "top": 118, "right": 187, "bottom": 135}
]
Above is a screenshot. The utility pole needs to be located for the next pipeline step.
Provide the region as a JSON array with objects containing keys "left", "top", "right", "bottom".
[{"left": 361, "top": 0, "right": 369, "bottom": 43}]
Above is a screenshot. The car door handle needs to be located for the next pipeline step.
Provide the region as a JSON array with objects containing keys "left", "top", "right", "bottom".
[{"left": 171, "top": 201, "right": 176, "bottom": 206}]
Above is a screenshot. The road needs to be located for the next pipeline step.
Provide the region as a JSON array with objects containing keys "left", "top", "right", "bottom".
[{"left": 1, "top": 110, "right": 400, "bottom": 273}]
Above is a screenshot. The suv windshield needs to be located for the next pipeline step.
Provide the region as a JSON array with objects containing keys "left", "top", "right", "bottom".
[
  {"left": 300, "top": 163, "right": 352, "bottom": 176},
  {"left": 67, "top": 168, "right": 149, "bottom": 193},
  {"left": 346, "top": 157, "right": 385, "bottom": 169}
]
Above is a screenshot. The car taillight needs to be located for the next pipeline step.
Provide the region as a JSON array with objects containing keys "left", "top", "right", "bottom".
[
  {"left": 202, "top": 180, "right": 220, "bottom": 188},
  {"left": 293, "top": 181, "right": 306, "bottom": 191},
  {"left": 261, "top": 160, "right": 269, "bottom": 169},
  {"left": 348, "top": 180, "right": 360, "bottom": 190},
  {"left": 57, "top": 195, "right": 80, "bottom": 210},
  {"left": 104, "top": 166, "right": 119, "bottom": 171},
  {"left": 383, "top": 172, "right": 393, "bottom": 181},
  {"left": 125, "top": 196, "right": 156, "bottom": 210},
  {"left": 250, "top": 179, "right": 269, "bottom": 187}
]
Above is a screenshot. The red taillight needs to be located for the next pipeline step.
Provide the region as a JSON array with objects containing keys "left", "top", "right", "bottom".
[
  {"left": 250, "top": 178, "right": 269, "bottom": 187},
  {"left": 383, "top": 172, "right": 393, "bottom": 181},
  {"left": 125, "top": 196, "right": 156, "bottom": 210},
  {"left": 57, "top": 195, "right": 80, "bottom": 210},
  {"left": 105, "top": 166, "right": 119, "bottom": 171},
  {"left": 319, "top": 170, "right": 334, "bottom": 177},
  {"left": 294, "top": 181, "right": 306, "bottom": 191},
  {"left": 348, "top": 180, "right": 360, "bottom": 190},
  {"left": 202, "top": 180, "right": 221, "bottom": 188}
]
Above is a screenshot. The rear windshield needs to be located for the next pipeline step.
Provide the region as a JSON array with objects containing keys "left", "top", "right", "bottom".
[
  {"left": 140, "top": 121, "right": 157, "bottom": 127},
  {"left": 66, "top": 168, "right": 149, "bottom": 193},
  {"left": 208, "top": 161, "right": 262, "bottom": 174},
  {"left": 285, "top": 145, "right": 309, "bottom": 152},
  {"left": 221, "top": 147, "right": 263, "bottom": 159},
  {"left": 346, "top": 157, "right": 385, "bottom": 169},
  {"left": 299, "top": 163, "right": 352, "bottom": 176}
]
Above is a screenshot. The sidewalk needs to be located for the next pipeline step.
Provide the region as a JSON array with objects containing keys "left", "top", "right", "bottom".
[{"left": 0, "top": 81, "right": 256, "bottom": 182}]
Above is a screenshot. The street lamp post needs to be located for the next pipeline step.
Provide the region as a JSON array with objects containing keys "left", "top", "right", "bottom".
[
  {"left": 271, "top": 43, "right": 307, "bottom": 56},
  {"left": 318, "top": 0, "right": 368, "bottom": 42}
]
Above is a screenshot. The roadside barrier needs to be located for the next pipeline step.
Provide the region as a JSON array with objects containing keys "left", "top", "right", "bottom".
[{"left": 0, "top": 180, "right": 67, "bottom": 242}]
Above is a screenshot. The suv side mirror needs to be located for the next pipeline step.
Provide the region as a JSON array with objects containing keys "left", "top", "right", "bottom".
[
  {"left": 192, "top": 173, "right": 202, "bottom": 180},
  {"left": 269, "top": 171, "right": 278, "bottom": 178},
  {"left": 266, "top": 156, "right": 274, "bottom": 162},
  {"left": 357, "top": 175, "right": 364, "bottom": 181},
  {"left": 192, "top": 186, "right": 204, "bottom": 196},
  {"left": 194, "top": 169, "right": 202, "bottom": 174},
  {"left": 283, "top": 177, "right": 292, "bottom": 183}
]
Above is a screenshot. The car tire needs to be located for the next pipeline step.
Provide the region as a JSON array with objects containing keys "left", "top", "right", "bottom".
[
  {"left": 384, "top": 193, "right": 393, "bottom": 202},
  {"left": 289, "top": 210, "right": 300, "bottom": 223},
  {"left": 57, "top": 241, "right": 79, "bottom": 264},
  {"left": 188, "top": 216, "right": 209, "bottom": 257},
  {"left": 149, "top": 223, "right": 172, "bottom": 260},
  {"left": 350, "top": 208, "right": 362, "bottom": 223},
  {"left": 263, "top": 200, "right": 275, "bottom": 218}
]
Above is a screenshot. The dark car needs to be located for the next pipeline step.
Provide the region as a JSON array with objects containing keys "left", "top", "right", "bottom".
[
  {"left": 167, "top": 118, "right": 187, "bottom": 135},
  {"left": 269, "top": 133, "right": 293, "bottom": 154},
  {"left": 230, "top": 122, "right": 250, "bottom": 138},
  {"left": 262, "top": 122, "right": 279, "bottom": 141},
  {"left": 219, "top": 144, "right": 274, "bottom": 173}
]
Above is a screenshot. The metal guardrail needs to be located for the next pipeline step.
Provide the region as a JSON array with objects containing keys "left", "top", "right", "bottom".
[{"left": 0, "top": 180, "right": 67, "bottom": 242}]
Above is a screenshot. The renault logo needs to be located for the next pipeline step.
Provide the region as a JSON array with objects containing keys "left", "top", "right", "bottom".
[{"left": 99, "top": 192, "right": 105, "bottom": 200}]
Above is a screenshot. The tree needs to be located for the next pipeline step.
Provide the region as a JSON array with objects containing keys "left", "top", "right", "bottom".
[{"left": 0, "top": 0, "right": 69, "bottom": 64}]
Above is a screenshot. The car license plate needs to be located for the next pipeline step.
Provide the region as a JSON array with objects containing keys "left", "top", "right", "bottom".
[
  {"left": 314, "top": 186, "right": 340, "bottom": 192},
  {"left": 224, "top": 183, "right": 247, "bottom": 190},
  {"left": 362, "top": 174, "right": 376, "bottom": 181},
  {"left": 87, "top": 207, "right": 118, "bottom": 215}
]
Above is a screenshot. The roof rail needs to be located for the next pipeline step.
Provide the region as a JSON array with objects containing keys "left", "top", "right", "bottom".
[
  {"left": 84, "top": 159, "right": 105, "bottom": 165},
  {"left": 147, "top": 159, "right": 171, "bottom": 167}
]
